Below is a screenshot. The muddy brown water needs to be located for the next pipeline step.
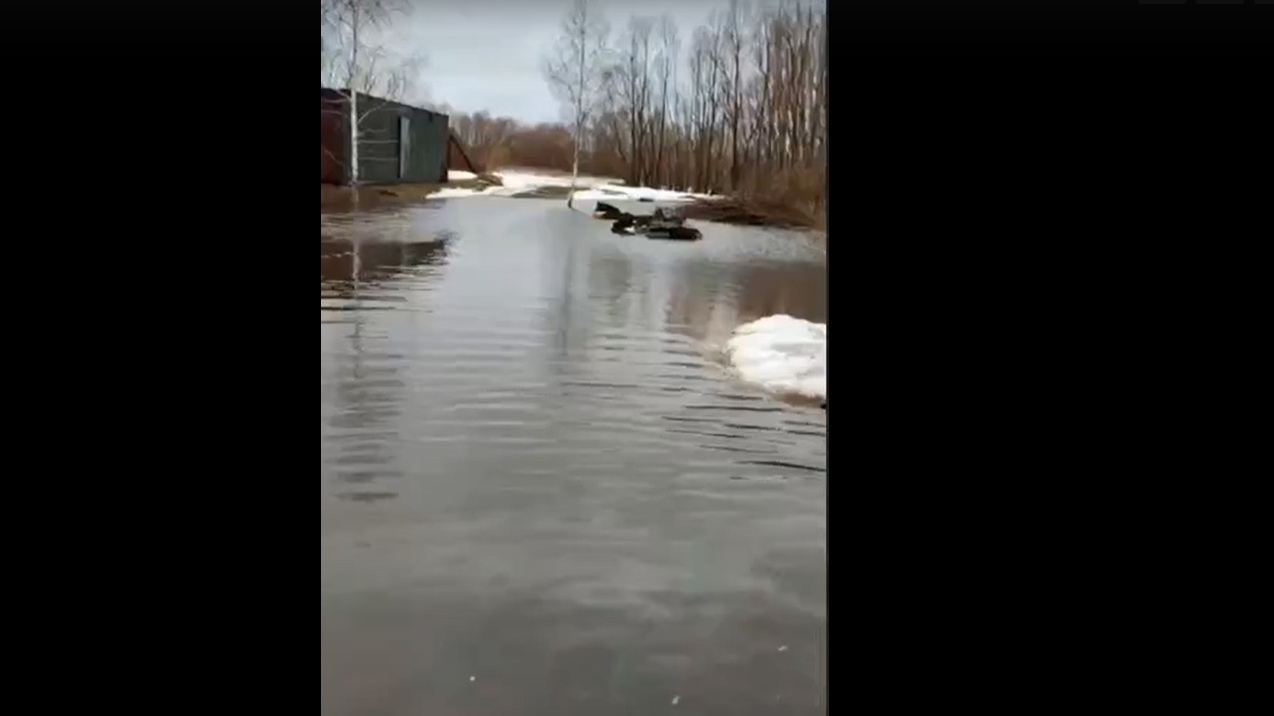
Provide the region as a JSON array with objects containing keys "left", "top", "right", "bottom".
[{"left": 321, "top": 197, "right": 827, "bottom": 716}]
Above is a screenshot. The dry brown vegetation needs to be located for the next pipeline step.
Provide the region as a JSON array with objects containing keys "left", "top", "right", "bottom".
[{"left": 436, "top": 0, "right": 826, "bottom": 229}]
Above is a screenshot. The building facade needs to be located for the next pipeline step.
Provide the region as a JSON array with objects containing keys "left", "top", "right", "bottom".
[{"left": 321, "top": 89, "right": 450, "bottom": 185}]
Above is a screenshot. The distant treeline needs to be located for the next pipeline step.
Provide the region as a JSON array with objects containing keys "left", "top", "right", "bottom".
[{"left": 435, "top": 0, "right": 826, "bottom": 227}]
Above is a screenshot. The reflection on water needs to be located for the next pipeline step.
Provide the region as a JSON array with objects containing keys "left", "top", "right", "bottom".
[{"left": 321, "top": 198, "right": 826, "bottom": 716}]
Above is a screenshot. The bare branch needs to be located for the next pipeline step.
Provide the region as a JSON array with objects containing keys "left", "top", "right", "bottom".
[
  {"left": 320, "top": 0, "right": 431, "bottom": 189},
  {"left": 541, "top": 0, "right": 612, "bottom": 205}
]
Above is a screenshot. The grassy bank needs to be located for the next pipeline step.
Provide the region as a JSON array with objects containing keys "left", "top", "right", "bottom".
[
  {"left": 683, "top": 196, "right": 823, "bottom": 231},
  {"left": 701, "top": 166, "right": 826, "bottom": 231}
]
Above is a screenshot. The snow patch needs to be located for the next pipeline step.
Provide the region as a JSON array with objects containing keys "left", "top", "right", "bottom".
[
  {"left": 724, "top": 314, "right": 826, "bottom": 401},
  {"left": 430, "top": 169, "right": 716, "bottom": 202},
  {"left": 570, "top": 185, "right": 703, "bottom": 202},
  {"left": 429, "top": 186, "right": 488, "bottom": 199}
]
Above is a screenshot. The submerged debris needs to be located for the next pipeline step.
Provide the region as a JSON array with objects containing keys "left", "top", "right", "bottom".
[
  {"left": 592, "top": 201, "right": 626, "bottom": 220},
  {"left": 597, "top": 203, "right": 703, "bottom": 241}
]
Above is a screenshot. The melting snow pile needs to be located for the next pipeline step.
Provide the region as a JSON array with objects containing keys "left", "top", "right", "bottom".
[
  {"left": 568, "top": 184, "right": 707, "bottom": 202},
  {"left": 484, "top": 171, "right": 610, "bottom": 197},
  {"left": 430, "top": 169, "right": 715, "bottom": 202},
  {"left": 724, "top": 315, "right": 826, "bottom": 401}
]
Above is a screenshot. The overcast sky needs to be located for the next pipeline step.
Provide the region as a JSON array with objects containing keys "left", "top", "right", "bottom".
[{"left": 379, "top": 0, "right": 728, "bottom": 123}]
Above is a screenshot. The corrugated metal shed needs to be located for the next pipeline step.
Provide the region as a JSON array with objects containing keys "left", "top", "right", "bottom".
[{"left": 320, "top": 88, "right": 449, "bottom": 185}]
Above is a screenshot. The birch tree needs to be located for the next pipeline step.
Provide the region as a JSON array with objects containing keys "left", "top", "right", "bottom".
[
  {"left": 488, "top": 0, "right": 827, "bottom": 224},
  {"left": 321, "top": 0, "right": 424, "bottom": 198},
  {"left": 542, "top": 0, "right": 610, "bottom": 209},
  {"left": 653, "top": 15, "right": 679, "bottom": 189}
]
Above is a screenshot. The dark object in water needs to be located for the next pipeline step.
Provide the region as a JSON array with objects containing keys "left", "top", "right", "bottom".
[
  {"left": 610, "top": 213, "right": 653, "bottom": 234},
  {"left": 593, "top": 202, "right": 625, "bottom": 220},
  {"left": 603, "top": 204, "right": 701, "bottom": 241},
  {"left": 611, "top": 206, "right": 703, "bottom": 239},
  {"left": 646, "top": 226, "right": 702, "bottom": 241},
  {"left": 596, "top": 202, "right": 674, "bottom": 225},
  {"left": 643, "top": 207, "right": 702, "bottom": 241},
  {"left": 651, "top": 206, "right": 685, "bottom": 224},
  {"left": 637, "top": 197, "right": 655, "bottom": 202},
  {"left": 598, "top": 203, "right": 677, "bottom": 225},
  {"left": 820, "top": 401, "right": 827, "bottom": 410}
]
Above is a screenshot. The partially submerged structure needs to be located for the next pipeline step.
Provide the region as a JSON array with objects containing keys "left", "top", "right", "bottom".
[
  {"left": 320, "top": 88, "right": 449, "bottom": 185},
  {"left": 594, "top": 203, "right": 703, "bottom": 241},
  {"left": 447, "top": 133, "right": 480, "bottom": 174}
]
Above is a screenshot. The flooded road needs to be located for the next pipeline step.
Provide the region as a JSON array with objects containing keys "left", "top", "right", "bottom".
[{"left": 321, "top": 197, "right": 827, "bottom": 716}]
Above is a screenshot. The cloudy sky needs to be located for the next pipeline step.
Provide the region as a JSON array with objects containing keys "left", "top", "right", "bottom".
[{"left": 377, "top": 0, "right": 728, "bottom": 123}]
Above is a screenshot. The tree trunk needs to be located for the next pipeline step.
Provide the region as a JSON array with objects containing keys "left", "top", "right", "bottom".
[
  {"left": 349, "top": 90, "right": 360, "bottom": 210},
  {"left": 568, "top": 131, "right": 581, "bottom": 209}
]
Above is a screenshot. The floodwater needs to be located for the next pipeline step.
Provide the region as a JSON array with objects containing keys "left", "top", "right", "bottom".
[{"left": 321, "top": 197, "right": 827, "bottom": 716}]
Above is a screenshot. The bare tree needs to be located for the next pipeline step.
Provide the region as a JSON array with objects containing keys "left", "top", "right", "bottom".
[
  {"left": 543, "top": 0, "right": 610, "bottom": 209},
  {"left": 450, "top": 111, "right": 519, "bottom": 170},
  {"left": 720, "top": 0, "right": 748, "bottom": 189},
  {"left": 321, "top": 0, "right": 425, "bottom": 199},
  {"left": 527, "top": 0, "right": 827, "bottom": 228},
  {"left": 652, "top": 15, "right": 679, "bottom": 189}
]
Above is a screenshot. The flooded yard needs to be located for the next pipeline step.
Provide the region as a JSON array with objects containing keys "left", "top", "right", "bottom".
[{"left": 321, "top": 196, "right": 827, "bottom": 716}]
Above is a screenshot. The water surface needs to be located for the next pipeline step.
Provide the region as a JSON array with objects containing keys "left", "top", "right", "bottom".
[{"left": 321, "top": 197, "right": 827, "bottom": 716}]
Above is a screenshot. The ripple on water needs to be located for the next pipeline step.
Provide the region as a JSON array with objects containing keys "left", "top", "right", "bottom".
[{"left": 322, "top": 197, "right": 826, "bottom": 716}]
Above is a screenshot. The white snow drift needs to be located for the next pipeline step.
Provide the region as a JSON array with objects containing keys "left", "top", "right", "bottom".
[
  {"left": 434, "top": 169, "right": 715, "bottom": 202},
  {"left": 724, "top": 314, "right": 826, "bottom": 401}
]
